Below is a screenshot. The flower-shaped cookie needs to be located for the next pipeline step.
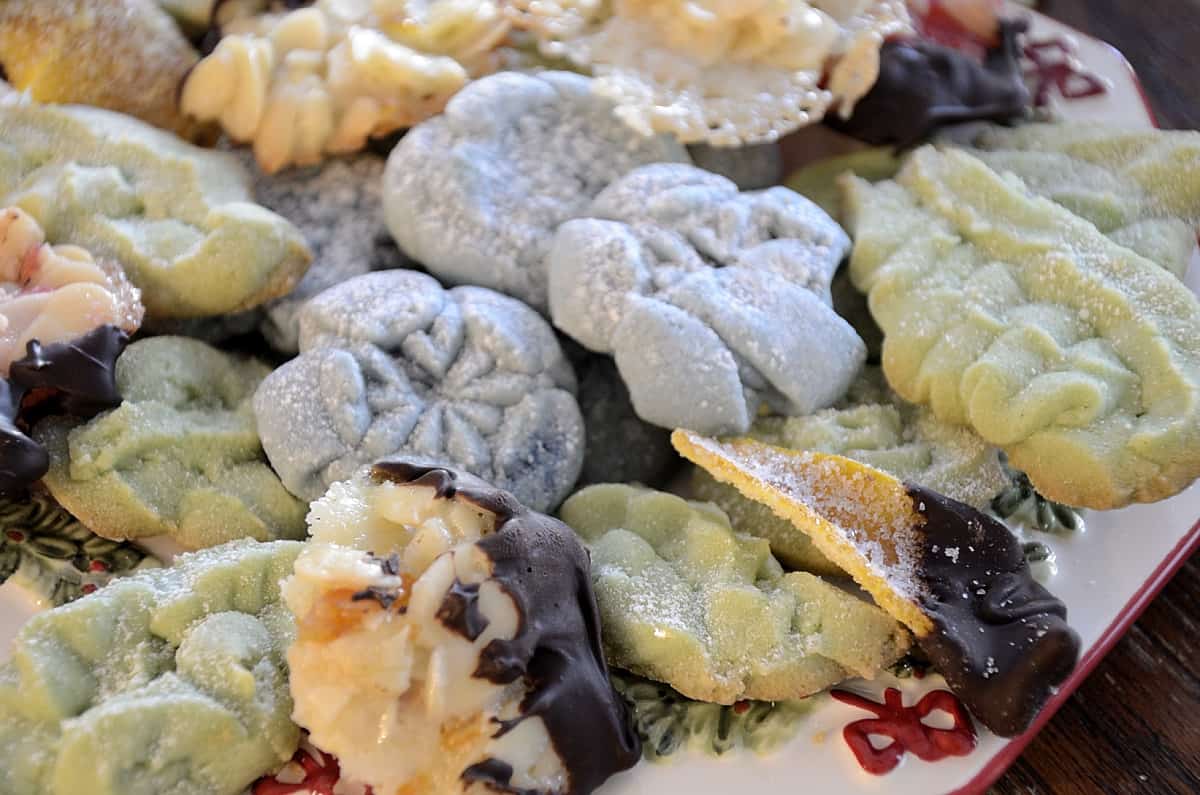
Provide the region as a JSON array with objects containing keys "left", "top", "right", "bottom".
[
  {"left": 842, "top": 145, "right": 1200, "bottom": 509},
  {"left": 0, "top": 207, "right": 143, "bottom": 375},
  {"left": 0, "top": 98, "right": 311, "bottom": 318},
  {"left": 182, "top": 0, "right": 510, "bottom": 173},
  {"left": 253, "top": 270, "right": 584, "bottom": 511},
  {"left": 549, "top": 163, "right": 864, "bottom": 435},
  {"left": 382, "top": 70, "right": 690, "bottom": 311},
  {"left": 36, "top": 336, "right": 308, "bottom": 549},
  {"left": 0, "top": 539, "right": 303, "bottom": 795},
  {"left": 507, "top": 0, "right": 912, "bottom": 145},
  {"left": 560, "top": 483, "right": 910, "bottom": 704}
]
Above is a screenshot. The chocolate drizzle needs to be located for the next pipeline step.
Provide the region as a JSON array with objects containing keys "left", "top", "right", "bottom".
[
  {"left": 0, "top": 326, "right": 128, "bottom": 496},
  {"left": 436, "top": 579, "right": 489, "bottom": 641},
  {"left": 906, "top": 483, "right": 1080, "bottom": 737},
  {"left": 370, "top": 460, "right": 641, "bottom": 795},
  {"left": 829, "top": 19, "right": 1031, "bottom": 147}
]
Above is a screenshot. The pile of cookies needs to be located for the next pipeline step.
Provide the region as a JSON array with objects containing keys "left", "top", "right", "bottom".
[{"left": 0, "top": 1, "right": 1198, "bottom": 794}]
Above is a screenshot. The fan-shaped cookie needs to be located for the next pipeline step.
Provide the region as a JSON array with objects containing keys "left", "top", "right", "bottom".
[
  {"left": 507, "top": 0, "right": 912, "bottom": 146},
  {"left": 182, "top": 0, "right": 510, "bottom": 173},
  {"left": 966, "top": 123, "right": 1200, "bottom": 279},
  {"left": 253, "top": 270, "right": 584, "bottom": 511},
  {"left": 0, "top": 207, "right": 143, "bottom": 375},
  {"left": 382, "top": 70, "right": 690, "bottom": 311},
  {"left": 842, "top": 145, "right": 1200, "bottom": 509},
  {"left": 284, "top": 461, "right": 639, "bottom": 794},
  {"left": 560, "top": 483, "right": 910, "bottom": 704},
  {"left": 36, "top": 337, "right": 307, "bottom": 549},
  {"left": 0, "top": 98, "right": 311, "bottom": 318},
  {"left": 0, "top": 539, "right": 303, "bottom": 795},
  {"left": 0, "top": 0, "right": 209, "bottom": 141},
  {"left": 549, "top": 163, "right": 863, "bottom": 435},
  {"left": 673, "top": 430, "right": 1080, "bottom": 736}
]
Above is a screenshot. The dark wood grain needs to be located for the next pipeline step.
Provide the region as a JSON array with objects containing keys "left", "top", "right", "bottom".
[{"left": 992, "top": 3, "right": 1200, "bottom": 793}]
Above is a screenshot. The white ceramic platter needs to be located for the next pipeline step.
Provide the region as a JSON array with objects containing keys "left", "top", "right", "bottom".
[{"left": 2, "top": 5, "right": 1196, "bottom": 795}]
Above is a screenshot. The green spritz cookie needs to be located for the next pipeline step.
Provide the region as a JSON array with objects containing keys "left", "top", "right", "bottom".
[
  {"left": 0, "top": 99, "right": 311, "bottom": 317},
  {"left": 560, "top": 484, "right": 910, "bottom": 704},
  {"left": 842, "top": 145, "right": 1200, "bottom": 510},
  {"left": 36, "top": 336, "right": 307, "bottom": 549},
  {"left": 968, "top": 123, "right": 1200, "bottom": 279},
  {"left": 0, "top": 539, "right": 303, "bottom": 795}
]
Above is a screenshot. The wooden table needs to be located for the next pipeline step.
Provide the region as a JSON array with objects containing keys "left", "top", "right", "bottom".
[{"left": 993, "top": 2, "right": 1200, "bottom": 793}]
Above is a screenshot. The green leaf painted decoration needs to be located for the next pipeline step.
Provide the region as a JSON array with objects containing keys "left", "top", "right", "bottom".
[
  {"left": 0, "top": 493, "right": 160, "bottom": 606},
  {"left": 611, "top": 671, "right": 813, "bottom": 761},
  {"left": 990, "top": 455, "right": 1084, "bottom": 534}
]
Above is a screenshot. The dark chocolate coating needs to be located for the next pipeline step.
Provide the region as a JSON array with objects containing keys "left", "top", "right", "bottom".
[
  {"left": 0, "top": 325, "right": 129, "bottom": 496},
  {"left": 371, "top": 461, "right": 641, "bottom": 795},
  {"left": 907, "top": 483, "right": 1080, "bottom": 737},
  {"left": 9, "top": 325, "right": 128, "bottom": 416},
  {"left": 829, "top": 19, "right": 1031, "bottom": 147},
  {"left": 0, "top": 380, "right": 46, "bottom": 497}
]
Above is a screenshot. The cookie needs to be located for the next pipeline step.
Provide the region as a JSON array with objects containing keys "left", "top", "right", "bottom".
[
  {"left": 0, "top": 98, "right": 312, "bottom": 318},
  {"left": 966, "top": 122, "right": 1200, "bottom": 279},
  {"left": 283, "top": 461, "right": 640, "bottom": 794},
  {"left": 36, "top": 336, "right": 308, "bottom": 549},
  {"left": 507, "top": 0, "right": 912, "bottom": 146},
  {"left": 0, "top": 0, "right": 210, "bottom": 141},
  {"left": 843, "top": 145, "right": 1200, "bottom": 509},
  {"left": 686, "top": 368, "right": 1008, "bottom": 573},
  {"left": 571, "top": 351, "right": 677, "bottom": 488},
  {"left": 548, "top": 163, "right": 863, "bottom": 435},
  {"left": 0, "top": 207, "right": 143, "bottom": 375},
  {"left": 239, "top": 151, "right": 403, "bottom": 353},
  {"left": 182, "top": 0, "right": 510, "bottom": 173},
  {"left": 253, "top": 270, "right": 584, "bottom": 511},
  {"left": 673, "top": 430, "right": 1080, "bottom": 736},
  {"left": 687, "top": 143, "right": 784, "bottom": 191},
  {"left": 382, "top": 70, "right": 690, "bottom": 311},
  {"left": 0, "top": 539, "right": 303, "bottom": 795},
  {"left": 560, "top": 483, "right": 910, "bottom": 704}
]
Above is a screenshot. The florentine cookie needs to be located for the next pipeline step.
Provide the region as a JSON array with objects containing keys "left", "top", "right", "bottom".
[
  {"left": 0, "top": 0, "right": 210, "bottom": 141},
  {"left": 842, "top": 145, "right": 1200, "bottom": 509},
  {"left": 0, "top": 98, "right": 312, "bottom": 318},
  {"left": 36, "top": 336, "right": 307, "bottom": 549},
  {"left": 674, "top": 430, "right": 1080, "bottom": 737},
  {"left": 283, "top": 461, "right": 640, "bottom": 794},
  {"left": 254, "top": 270, "right": 585, "bottom": 511},
  {"left": 560, "top": 483, "right": 910, "bottom": 704},
  {"left": 382, "top": 70, "right": 690, "bottom": 311},
  {"left": 549, "top": 163, "right": 863, "bottom": 435},
  {"left": 0, "top": 539, "right": 303, "bottom": 795},
  {"left": 506, "top": 0, "right": 912, "bottom": 146}
]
